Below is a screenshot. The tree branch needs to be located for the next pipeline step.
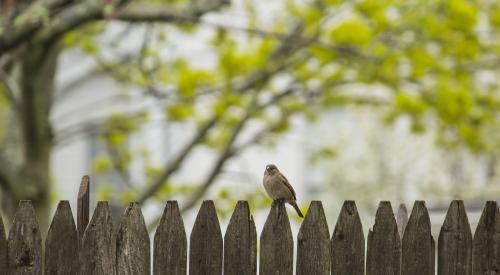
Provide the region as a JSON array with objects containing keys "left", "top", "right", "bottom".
[
  {"left": 112, "top": 0, "right": 229, "bottom": 22},
  {"left": 137, "top": 116, "right": 219, "bottom": 203},
  {"left": 0, "top": 0, "right": 228, "bottom": 54},
  {"left": 179, "top": 93, "right": 259, "bottom": 212}
]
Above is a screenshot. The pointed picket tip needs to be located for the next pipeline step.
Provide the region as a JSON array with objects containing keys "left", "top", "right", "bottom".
[
  {"left": 260, "top": 200, "right": 294, "bottom": 275},
  {"left": 297, "top": 201, "right": 330, "bottom": 275},
  {"left": 331, "top": 200, "right": 365, "bottom": 275},
  {"left": 7, "top": 200, "right": 42, "bottom": 274},
  {"left": 397, "top": 203, "right": 408, "bottom": 239},
  {"left": 472, "top": 201, "right": 500, "bottom": 274},
  {"left": 190, "top": 200, "right": 223, "bottom": 275},
  {"left": 45, "top": 200, "right": 78, "bottom": 274},
  {"left": 153, "top": 201, "right": 187, "bottom": 275},
  {"left": 116, "top": 202, "right": 150, "bottom": 275},
  {"left": 224, "top": 200, "right": 257, "bottom": 275},
  {"left": 367, "top": 201, "right": 401, "bottom": 275},
  {"left": 402, "top": 200, "right": 433, "bottom": 275},
  {"left": 300, "top": 201, "right": 329, "bottom": 233},
  {"left": 0, "top": 213, "right": 5, "bottom": 272},
  {"left": 79, "top": 201, "right": 115, "bottom": 275}
]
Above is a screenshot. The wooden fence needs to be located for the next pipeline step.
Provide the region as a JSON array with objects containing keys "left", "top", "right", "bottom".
[{"left": 0, "top": 177, "right": 500, "bottom": 274}]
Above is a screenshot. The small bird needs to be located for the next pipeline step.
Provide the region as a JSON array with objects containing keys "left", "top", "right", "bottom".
[{"left": 263, "top": 164, "right": 304, "bottom": 218}]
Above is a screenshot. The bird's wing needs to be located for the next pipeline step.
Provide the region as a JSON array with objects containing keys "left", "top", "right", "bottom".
[{"left": 279, "top": 173, "right": 297, "bottom": 200}]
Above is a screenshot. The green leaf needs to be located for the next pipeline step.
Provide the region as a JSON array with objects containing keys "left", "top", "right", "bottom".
[
  {"left": 93, "top": 155, "right": 112, "bottom": 173},
  {"left": 330, "top": 17, "right": 373, "bottom": 46}
]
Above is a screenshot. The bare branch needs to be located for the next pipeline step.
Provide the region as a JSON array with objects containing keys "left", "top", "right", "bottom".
[
  {"left": 0, "top": 0, "right": 228, "bottom": 54},
  {"left": 179, "top": 94, "right": 259, "bottom": 212},
  {"left": 113, "top": 0, "right": 229, "bottom": 22},
  {"left": 137, "top": 116, "right": 219, "bottom": 203}
]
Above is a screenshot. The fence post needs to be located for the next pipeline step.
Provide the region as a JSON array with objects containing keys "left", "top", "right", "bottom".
[
  {"left": 472, "top": 201, "right": 500, "bottom": 274},
  {"left": 437, "top": 200, "right": 472, "bottom": 275},
  {"left": 401, "top": 201, "right": 433, "bottom": 275},
  {"left": 366, "top": 201, "right": 401, "bottom": 275},
  {"left": 260, "top": 201, "right": 293, "bottom": 275},
  {"left": 7, "top": 200, "right": 42, "bottom": 275},
  {"left": 224, "top": 201, "right": 256, "bottom": 275},
  {"left": 116, "top": 202, "right": 150, "bottom": 275},
  {"left": 331, "top": 200, "right": 364, "bottom": 275},
  {"left": 79, "top": 201, "right": 115, "bottom": 275},
  {"left": 77, "top": 175, "right": 90, "bottom": 247},
  {"left": 0, "top": 213, "right": 5, "bottom": 273},
  {"left": 45, "top": 201, "right": 78, "bottom": 275},
  {"left": 189, "top": 200, "right": 222, "bottom": 275},
  {"left": 296, "top": 201, "right": 329, "bottom": 275},
  {"left": 153, "top": 201, "right": 187, "bottom": 275}
]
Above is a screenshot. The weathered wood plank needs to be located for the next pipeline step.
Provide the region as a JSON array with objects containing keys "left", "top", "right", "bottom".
[
  {"left": 396, "top": 203, "right": 408, "bottom": 239},
  {"left": 224, "top": 201, "right": 256, "bottom": 275},
  {"left": 0, "top": 213, "right": 6, "bottom": 274},
  {"left": 401, "top": 201, "right": 433, "bottom": 275},
  {"left": 153, "top": 201, "right": 187, "bottom": 275},
  {"left": 472, "top": 201, "right": 500, "bottom": 274},
  {"left": 437, "top": 200, "right": 472, "bottom": 275},
  {"left": 296, "top": 201, "right": 330, "bottom": 275},
  {"left": 260, "top": 201, "right": 293, "bottom": 275},
  {"left": 77, "top": 175, "right": 90, "bottom": 246},
  {"left": 45, "top": 200, "right": 78, "bottom": 275},
  {"left": 116, "top": 202, "right": 150, "bottom": 275},
  {"left": 366, "top": 201, "right": 401, "bottom": 275},
  {"left": 79, "top": 201, "right": 115, "bottom": 275},
  {"left": 331, "top": 200, "right": 364, "bottom": 275},
  {"left": 189, "top": 200, "right": 222, "bottom": 275},
  {"left": 7, "top": 200, "right": 42, "bottom": 275}
]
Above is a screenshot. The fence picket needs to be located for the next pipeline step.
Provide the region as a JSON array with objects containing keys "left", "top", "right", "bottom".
[
  {"left": 401, "top": 201, "right": 433, "bottom": 275},
  {"left": 472, "top": 201, "right": 500, "bottom": 274},
  {"left": 116, "top": 202, "right": 150, "bottom": 275},
  {"left": 7, "top": 200, "right": 42, "bottom": 275},
  {"left": 79, "top": 201, "right": 115, "bottom": 275},
  {"left": 45, "top": 201, "right": 78, "bottom": 274},
  {"left": 366, "top": 201, "right": 401, "bottom": 275},
  {"left": 331, "top": 200, "right": 364, "bottom": 275},
  {"left": 2, "top": 191, "right": 500, "bottom": 274},
  {"left": 0, "top": 213, "right": 6, "bottom": 273},
  {"left": 296, "top": 201, "right": 329, "bottom": 275},
  {"left": 437, "top": 200, "right": 472, "bottom": 275},
  {"left": 153, "top": 201, "right": 187, "bottom": 275},
  {"left": 77, "top": 175, "right": 90, "bottom": 246},
  {"left": 189, "top": 200, "right": 222, "bottom": 275},
  {"left": 224, "top": 201, "right": 256, "bottom": 275},
  {"left": 260, "top": 201, "right": 293, "bottom": 275}
]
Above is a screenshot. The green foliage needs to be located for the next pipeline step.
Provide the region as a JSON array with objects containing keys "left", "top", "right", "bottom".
[{"left": 58, "top": 0, "right": 500, "bottom": 214}]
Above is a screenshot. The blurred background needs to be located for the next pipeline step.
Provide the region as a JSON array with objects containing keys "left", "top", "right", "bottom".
[{"left": 1, "top": 0, "right": 499, "bottom": 236}]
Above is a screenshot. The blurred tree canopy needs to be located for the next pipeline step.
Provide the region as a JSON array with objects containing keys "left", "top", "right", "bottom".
[{"left": 1, "top": 0, "right": 500, "bottom": 228}]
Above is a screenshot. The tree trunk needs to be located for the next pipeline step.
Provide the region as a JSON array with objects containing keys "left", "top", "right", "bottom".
[{"left": 15, "top": 41, "right": 59, "bottom": 232}]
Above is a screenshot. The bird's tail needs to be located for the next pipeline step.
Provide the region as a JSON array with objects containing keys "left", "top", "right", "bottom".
[{"left": 290, "top": 201, "right": 304, "bottom": 218}]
